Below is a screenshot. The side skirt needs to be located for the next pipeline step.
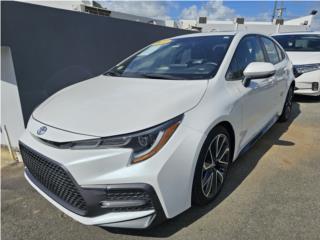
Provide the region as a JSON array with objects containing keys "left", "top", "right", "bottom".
[{"left": 238, "top": 115, "right": 278, "bottom": 157}]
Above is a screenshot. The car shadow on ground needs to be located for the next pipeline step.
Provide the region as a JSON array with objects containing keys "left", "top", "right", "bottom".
[{"left": 105, "top": 98, "right": 309, "bottom": 238}]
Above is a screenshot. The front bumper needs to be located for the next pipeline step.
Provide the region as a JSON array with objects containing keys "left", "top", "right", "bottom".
[
  {"left": 20, "top": 120, "right": 204, "bottom": 228},
  {"left": 24, "top": 170, "right": 161, "bottom": 228},
  {"left": 294, "top": 70, "right": 320, "bottom": 96}
]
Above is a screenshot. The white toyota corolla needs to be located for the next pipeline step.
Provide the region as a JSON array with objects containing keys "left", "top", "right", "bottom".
[
  {"left": 273, "top": 32, "right": 320, "bottom": 96},
  {"left": 20, "top": 32, "right": 295, "bottom": 229}
]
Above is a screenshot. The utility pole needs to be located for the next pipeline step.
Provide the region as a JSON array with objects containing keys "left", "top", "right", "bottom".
[
  {"left": 277, "top": 0, "right": 286, "bottom": 19},
  {"left": 271, "top": 0, "right": 278, "bottom": 22}
]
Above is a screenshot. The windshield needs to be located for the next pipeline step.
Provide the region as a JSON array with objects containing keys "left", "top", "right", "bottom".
[
  {"left": 273, "top": 34, "right": 320, "bottom": 52},
  {"left": 105, "top": 35, "right": 234, "bottom": 80}
]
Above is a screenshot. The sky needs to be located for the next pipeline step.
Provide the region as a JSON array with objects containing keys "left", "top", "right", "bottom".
[{"left": 100, "top": 1, "right": 320, "bottom": 30}]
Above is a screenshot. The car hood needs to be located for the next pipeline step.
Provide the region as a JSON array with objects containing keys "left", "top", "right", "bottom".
[
  {"left": 286, "top": 52, "right": 320, "bottom": 65},
  {"left": 33, "top": 75, "right": 208, "bottom": 137}
]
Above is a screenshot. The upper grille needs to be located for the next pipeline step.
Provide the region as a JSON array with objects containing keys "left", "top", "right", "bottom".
[{"left": 20, "top": 143, "right": 87, "bottom": 213}]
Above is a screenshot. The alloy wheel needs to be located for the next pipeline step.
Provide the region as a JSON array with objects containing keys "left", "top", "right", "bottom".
[{"left": 201, "top": 134, "right": 230, "bottom": 198}]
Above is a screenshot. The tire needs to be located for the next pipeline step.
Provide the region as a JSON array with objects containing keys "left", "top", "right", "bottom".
[
  {"left": 278, "top": 85, "right": 294, "bottom": 122},
  {"left": 192, "top": 125, "right": 232, "bottom": 206}
]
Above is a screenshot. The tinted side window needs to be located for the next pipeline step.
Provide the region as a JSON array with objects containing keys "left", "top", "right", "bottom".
[
  {"left": 261, "top": 37, "right": 280, "bottom": 64},
  {"left": 275, "top": 44, "right": 286, "bottom": 61},
  {"left": 275, "top": 45, "right": 283, "bottom": 61},
  {"left": 226, "top": 36, "right": 266, "bottom": 80},
  {"left": 273, "top": 34, "right": 320, "bottom": 52}
]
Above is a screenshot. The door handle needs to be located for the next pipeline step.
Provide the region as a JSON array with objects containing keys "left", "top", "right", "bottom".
[
  {"left": 261, "top": 78, "right": 273, "bottom": 84},
  {"left": 268, "top": 76, "right": 275, "bottom": 84}
]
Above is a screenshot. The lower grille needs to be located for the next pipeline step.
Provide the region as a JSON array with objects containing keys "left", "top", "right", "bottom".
[
  {"left": 105, "top": 188, "right": 154, "bottom": 212},
  {"left": 20, "top": 143, "right": 87, "bottom": 213}
]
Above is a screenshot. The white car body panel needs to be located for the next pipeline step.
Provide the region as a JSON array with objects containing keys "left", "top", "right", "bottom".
[
  {"left": 294, "top": 70, "right": 320, "bottom": 96},
  {"left": 287, "top": 51, "right": 320, "bottom": 96},
  {"left": 20, "top": 31, "right": 294, "bottom": 229},
  {"left": 286, "top": 51, "right": 320, "bottom": 65},
  {"left": 25, "top": 172, "right": 155, "bottom": 228},
  {"left": 33, "top": 75, "right": 208, "bottom": 137},
  {"left": 273, "top": 32, "right": 320, "bottom": 96},
  {"left": 21, "top": 121, "right": 204, "bottom": 220}
]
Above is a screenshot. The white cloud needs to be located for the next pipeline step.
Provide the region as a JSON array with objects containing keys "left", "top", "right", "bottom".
[
  {"left": 180, "top": 1, "right": 236, "bottom": 20},
  {"left": 98, "top": 0, "right": 320, "bottom": 29},
  {"left": 245, "top": 12, "right": 272, "bottom": 22},
  {"left": 100, "top": 1, "right": 172, "bottom": 20}
]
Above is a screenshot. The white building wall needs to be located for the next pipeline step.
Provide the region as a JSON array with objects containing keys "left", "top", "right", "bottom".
[
  {"left": 164, "top": 20, "right": 177, "bottom": 28},
  {"left": 16, "top": 0, "right": 92, "bottom": 11},
  {"left": 177, "top": 20, "right": 197, "bottom": 30},
  {"left": 180, "top": 13, "right": 315, "bottom": 34},
  {"left": 285, "top": 15, "right": 313, "bottom": 25},
  {"left": 110, "top": 11, "right": 165, "bottom": 26},
  {"left": 198, "top": 22, "right": 311, "bottom": 34},
  {"left": 1, "top": 47, "right": 25, "bottom": 148}
]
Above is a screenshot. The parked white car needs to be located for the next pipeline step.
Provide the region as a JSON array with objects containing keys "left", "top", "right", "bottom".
[
  {"left": 20, "top": 32, "right": 295, "bottom": 229},
  {"left": 273, "top": 32, "right": 320, "bottom": 96}
]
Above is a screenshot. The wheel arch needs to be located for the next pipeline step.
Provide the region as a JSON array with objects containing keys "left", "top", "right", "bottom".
[
  {"left": 191, "top": 120, "right": 236, "bottom": 205},
  {"left": 218, "top": 121, "right": 235, "bottom": 161}
]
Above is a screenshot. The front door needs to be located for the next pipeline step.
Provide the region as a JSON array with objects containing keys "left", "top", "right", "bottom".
[{"left": 225, "top": 35, "right": 277, "bottom": 149}]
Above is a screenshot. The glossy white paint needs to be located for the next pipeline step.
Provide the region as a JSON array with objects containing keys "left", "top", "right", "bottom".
[
  {"left": 288, "top": 51, "right": 320, "bottom": 96},
  {"left": 243, "top": 62, "right": 275, "bottom": 78},
  {"left": 273, "top": 32, "right": 320, "bottom": 96},
  {"left": 20, "top": 31, "right": 294, "bottom": 229},
  {"left": 294, "top": 71, "right": 320, "bottom": 96},
  {"left": 25, "top": 171, "right": 156, "bottom": 226},
  {"left": 33, "top": 76, "right": 208, "bottom": 137},
  {"left": 287, "top": 51, "right": 320, "bottom": 65}
]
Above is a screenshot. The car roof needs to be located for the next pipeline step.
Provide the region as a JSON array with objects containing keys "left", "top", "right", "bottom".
[
  {"left": 171, "top": 31, "right": 265, "bottom": 40},
  {"left": 272, "top": 31, "right": 320, "bottom": 36}
]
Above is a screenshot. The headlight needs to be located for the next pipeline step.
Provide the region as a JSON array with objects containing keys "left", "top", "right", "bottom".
[
  {"left": 294, "top": 63, "right": 320, "bottom": 77},
  {"left": 59, "top": 115, "right": 182, "bottom": 164}
]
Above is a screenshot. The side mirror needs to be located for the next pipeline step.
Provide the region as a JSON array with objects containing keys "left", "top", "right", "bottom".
[{"left": 243, "top": 62, "right": 276, "bottom": 87}]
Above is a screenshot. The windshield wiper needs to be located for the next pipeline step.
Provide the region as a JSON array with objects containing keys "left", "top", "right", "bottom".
[
  {"left": 140, "top": 73, "right": 184, "bottom": 80},
  {"left": 104, "top": 71, "right": 121, "bottom": 76},
  {"left": 104, "top": 71, "right": 184, "bottom": 80}
]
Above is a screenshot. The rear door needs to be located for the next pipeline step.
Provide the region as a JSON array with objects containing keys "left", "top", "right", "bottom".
[{"left": 260, "top": 36, "right": 288, "bottom": 114}]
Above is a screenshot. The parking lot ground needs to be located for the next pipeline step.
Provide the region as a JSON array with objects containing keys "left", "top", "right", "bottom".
[{"left": 2, "top": 96, "right": 320, "bottom": 240}]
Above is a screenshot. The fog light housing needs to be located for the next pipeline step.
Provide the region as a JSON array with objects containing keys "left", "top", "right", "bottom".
[
  {"left": 101, "top": 188, "right": 154, "bottom": 212},
  {"left": 100, "top": 199, "right": 148, "bottom": 209},
  {"left": 312, "top": 82, "right": 319, "bottom": 91}
]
